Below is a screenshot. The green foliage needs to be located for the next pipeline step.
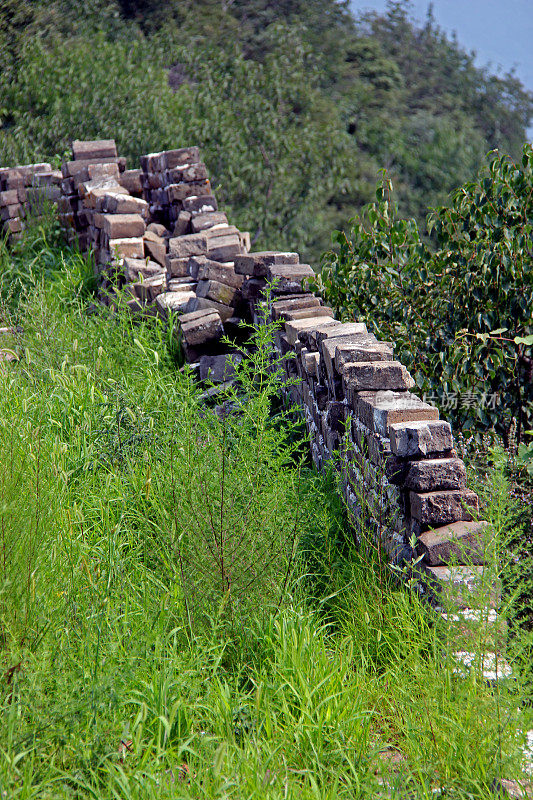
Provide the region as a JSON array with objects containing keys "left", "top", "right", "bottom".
[
  {"left": 0, "top": 0, "right": 531, "bottom": 262},
  {"left": 318, "top": 145, "right": 533, "bottom": 442}
]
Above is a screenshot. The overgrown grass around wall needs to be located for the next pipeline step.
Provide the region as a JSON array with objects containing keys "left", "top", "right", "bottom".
[{"left": 0, "top": 221, "right": 531, "bottom": 798}]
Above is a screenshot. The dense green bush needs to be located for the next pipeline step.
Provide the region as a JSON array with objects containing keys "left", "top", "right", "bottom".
[{"left": 318, "top": 145, "right": 533, "bottom": 443}]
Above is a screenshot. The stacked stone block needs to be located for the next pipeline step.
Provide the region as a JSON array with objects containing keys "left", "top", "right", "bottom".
[
  {"left": 235, "top": 249, "right": 490, "bottom": 608},
  {"left": 134, "top": 147, "right": 251, "bottom": 355},
  {"left": 58, "top": 139, "right": 127, "bottom": 252},
  {"left": 0, "top": 162, "right": 60, "bottom": 240}
]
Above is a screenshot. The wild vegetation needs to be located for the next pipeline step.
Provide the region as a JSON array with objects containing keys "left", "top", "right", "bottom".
[
  {"left": 1, "top": 0, "right": 533, "bottom": 796},
  {"left": 0, "top": 0, "right": 531, "bottom": 261},
  {"left": 0, "top": 214, "right": 531, "bottom": 799}
]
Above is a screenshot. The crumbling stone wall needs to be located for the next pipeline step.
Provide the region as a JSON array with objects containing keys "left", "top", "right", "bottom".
[
  {"left": 0, "top": 162, "right": 61, "bottom": 240},
  {"left": 1, "top": 141, "right": 490, "bottom": 605}
]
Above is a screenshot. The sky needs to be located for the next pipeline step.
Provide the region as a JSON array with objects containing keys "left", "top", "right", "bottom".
[{"left": 350, "top": 1, "right": 533, "bottom": 109}]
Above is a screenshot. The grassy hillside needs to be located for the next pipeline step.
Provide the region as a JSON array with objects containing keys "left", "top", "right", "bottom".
[{"left": 0, "top": 213, "right": 531, "bottom": 798}]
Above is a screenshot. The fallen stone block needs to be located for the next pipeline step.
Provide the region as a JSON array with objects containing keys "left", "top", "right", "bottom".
[
  {"left": 190, "top": 211, "right": 229, "bottom": 232},
  {"left": 266, "top": 264, "right": 315, "bottom": 293},
  {"left": 313, "top": 322, "right": 368, "bottom": 347},
  {"left": 270, "top": 294, "right": 322, "bottom": 319},
  {"left": 196, "top": 278, "right": 239, "bottom": 306},
  {"left": 334, "top": 340, "right": 394, "bottom": 374},
  {"left": 179, "top": 309, "right": 224, "bottom": 347},
  {"left": 134, "top": 273, "right": 167, "bottom": 303},
  {"left": 188, "top": 296, "right": 234, "bottom": 321},
  {"left": 0, "top": 189, "right": 19, "bottom": 206},
  {"left": 173, "top": 211, "right": 192, "bottom": 236},
  {"left": 146, "top": 222, "right": 168, "bottom": 237},
  {"left": 165, "top": 256, "right": 191, "bottom": 277},
  {"left": 196, "top": 258, "right": 243, "bottom": 288},
  {"left": 62, "top": 157, "right": 126, "bottom": 178},
  {"left": 284, "top": 306, "right": 334, "bottom": 321},
  {"left": 199, "top": 353, "right": 242, "bottom": 383},
  {"left": 167, "top": 179, "right": 211, "bottom": 202},
  {"left": 156, "top": 290, "right": 197, "bottom": 318},
  {"left": 0, "top": 204, "right": 22, "bottom": 221},
  {"left": 421, "top": 564, "right": 499, "bottom": 609},
  {"left": 5, "top": 218, "right": 22, "bottom": 233},
  {"left": 234, "top": 250, "right": 300, "bottom": 276},
  {"left": 161, "top": 147, "right": 201, "bottom": 170},
  {"left": 417, "top": 520, "right": 488, "bottom": 566},
  {"left": 284, "top": 316, "right": 337, "bottom": 346},
  {"left": 143, "top": 230, "right": 167, "bottom": 265},
  {"left": 167, "top": 162, "right": 208, "bottom": 183},
  {"left": 206, "top": 230, "right": 242, "bottom": 261},
  {"left": 168, "top": 232, "right": 208, "bottom": 258},
  {"left": 107, "top": 237, "right": 145, "bottom": 260},
  {"left": 119, "top": 169, "right": 143, "bottom": 194},
  {"left": 168, "top": 278, "right": 196, "bottom": 292},
  {"left": 96, "top": 192, "right": 148, "bottom": 216},
  {"left": 122, "top": 257, "right": 163, "bottom": 282}
]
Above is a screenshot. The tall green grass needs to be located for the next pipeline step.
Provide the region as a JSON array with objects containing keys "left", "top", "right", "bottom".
[{"left": 0, "top": 219, "right": 531, "bottom": 798}]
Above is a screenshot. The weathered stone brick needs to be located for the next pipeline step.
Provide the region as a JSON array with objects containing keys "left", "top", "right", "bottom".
[
  {"left": 168, "top": 233, "right": 208, "bottom": 258},
  {"left": 342, "top": 360, "right": 414, "bottom": 391},
  {"left": 196, "top": 259, "right": 243, "bottom": 288},
  {"left": 206, "top": 232, "right": 242, "bottom": 261},
  {"left": 417, "top": 521, "right": 487, "bottom": 565},
  {"left": 188, "top": 296, "right": 234, "bottom": 321},
  {"left": 389, "top": 420, "right": 453, "bottom": 457},
  {"left": 179, "top": 309, "right": 223, "bottom": 346},
  {"left": 190, "top": 212, "right": 228, "bottom": 232},
  {"left": 71, "top": 139, "right": 117, "bottom": 160},
  {"left": 173, "top": 210, "right": 192, "bottom": 236},
  {"left": 196, "top": 279, "right": 238, "bottom": 306},
  {"left": 270, "top": 295, "right": 321, "bottom": 319},
  {"left": 107, "top": 237, "right": 144, "bottom": 259},
  {"left": 266, "top": 264, "right": 315, "bottom": 294},
  {"left": 284, "top": 306, "right": 334, "bottom": 321},
  {"left": 353, "top": 391, "right": 439, "bottom": 436},
  {"left": 165, "top": 256, "right": 190, "bottom": 277},
  {"left": 167, "top": 180, "right": 211, "bottom": 202},
  {"left": 102, "top": 213, "right": 145, "bottom": 239},
  {"left": 285, "top": 316, "right": 337, "bottom": 346},
  {"left": 119, "top": 169, "right": 143, "bottom": 194},
  {"left": 155, "top": 290, "right": 197, "bottom": 317},
  {"left": 96, "top": 192, "right": 148, "bottom": 216},
  {"left": 167, "top": 162, "right": 208, "bottom": 183},
  {"left": 122, "top": 257, "right": 163, "bottom": 282},
  {"left": 161, "top": 147, "right": 201, "bottom": 169},
  {"left": 421, "top": 565, "right": 498, "bottom": 608},
  {"left": 234, "top": 251, "right": 300, "bottom": 276},
  {"left": 143, "top": 230, "right": 167, "bottom": 265},
  {"left": 0, "top": 189, "right": 19, "bottom": 206},
  {"left": 405, "top": 458, "right": 467, "bottom": 491},
  {"left": 410, "top": 489, "right": 479, "bottom": 527}
]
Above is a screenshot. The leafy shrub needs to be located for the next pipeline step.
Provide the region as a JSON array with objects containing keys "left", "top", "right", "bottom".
[{"left": 318, "top": 145, "right": 533, "bottom": 443}]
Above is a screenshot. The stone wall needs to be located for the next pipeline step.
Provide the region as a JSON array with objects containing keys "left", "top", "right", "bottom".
[
  {"left": 1, "top": 141, "right": 491, "bottom": 606},
  {"left": 0, "top": 162, "right": 61, "bottom": 241}
]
